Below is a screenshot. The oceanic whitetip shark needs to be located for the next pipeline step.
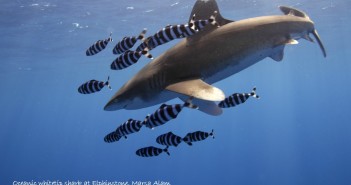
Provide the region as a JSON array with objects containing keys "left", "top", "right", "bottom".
[{"left": 104, "top": 0, "right": 326, "bottom": 116}]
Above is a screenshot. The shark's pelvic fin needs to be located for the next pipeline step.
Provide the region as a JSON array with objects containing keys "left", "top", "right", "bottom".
[
  {"left": 270, "top": 39, "right": 298, "bottom": 62},
  {"left": 166, "top": 79, "right": 225, "bottom": 101},
  {"left": 180, "top": 97, "right": 223, "bottom": 116}
]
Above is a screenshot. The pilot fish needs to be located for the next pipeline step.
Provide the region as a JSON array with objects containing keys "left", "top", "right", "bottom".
[
  {"left": 112, "top": 29, "right": 147, "bottom": 55},
  {"left": 218, "top": 87, "right": 259, "bottom": 108},
  {"left": 86, "top": 33, "right": 112, "bottom": 56},
  {"left": 115, "top": 119, "right": 144, "bottom": 139},
  {"left": 78, "top": 76, "right": 111, "bottom": 94},
  {"left": 182, "top": 130, "right": 214, "bottom": 146},
  {"left": 143, "top": 102, "right": 198, "bottom": 129},
  {"left": 156, "top": 132, "right": 183, "bottom": 147},
  {"left": 110, "top": 49, "right": 153, "bottom": 70},
  {"left": 192, "top": 11, "right": 218, "bottom": 32},
  {"left": 104, "top": 131, "right": 122, "bottom": 143},
  {"left": 136, "top": 146, "right": 170, "bottom": 157},
  {"left": 136, "top": 13, "right": 217, "bottom": 51}
]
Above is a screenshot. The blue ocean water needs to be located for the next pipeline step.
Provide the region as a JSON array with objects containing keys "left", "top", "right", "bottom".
[{"left": 1, "top": 0, "right": 350, "bottom": 184}]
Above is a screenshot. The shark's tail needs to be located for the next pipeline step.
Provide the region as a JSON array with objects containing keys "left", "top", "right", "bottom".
[{"left": 279, "top": 6, "right": 326, "bottom": 58}]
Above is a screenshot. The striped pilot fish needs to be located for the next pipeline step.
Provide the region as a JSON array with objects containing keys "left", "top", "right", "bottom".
[
  {"left": 78, "top": 76, "right": 111, "bottom": 94},
  {"left": 182, "top": 130, "right": 214, "bottom": 146},
  {"left": 86, "top": 33, "right": 113, "bottom": 56},
  {"left": 136, "top": 12, "right": 218, "bottom": 51},
  {"left": 156, "top": 132, "right": 183, "bottom": 147},
  {"left": 143, "top": 22, "right": 196, "bottom": 50},
  {"left": 192, "top": 11, "right": 219, "bottom": 31},
  {"left": 218, "top": 87, "right": 260, "bottom": 108},
  {"left": 104, "top": 131, "right": 122, "bottom": 143},
  {"left": 112, "top": 29, "right": 147, "bottom": 55},
  {"left": 110, "top": 49, "right": 153, "bottom": 70},
  {"left": 115, "top": 119, "right": 144, "bottom": 139},
  {"left": 136, "top": 146, "right": 170, "bottom": 157},
  {"left": 143, "top": 102, "right": 198, "bottom": 129}
]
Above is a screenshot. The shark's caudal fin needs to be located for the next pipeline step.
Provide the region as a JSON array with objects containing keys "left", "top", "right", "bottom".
[
  {"left": 279, "top": 6, "right": 327, "bottom": 58},
  {"left": 187, "top": 0, "right": 233, "bottom": 41}
]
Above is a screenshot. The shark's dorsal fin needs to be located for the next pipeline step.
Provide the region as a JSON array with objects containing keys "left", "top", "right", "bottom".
[
  {"left": 166, "top": 79, "right": 225, "bottom": 102},
  {"left": 187, "top": 0, "right": 233, "bottom": 41}
]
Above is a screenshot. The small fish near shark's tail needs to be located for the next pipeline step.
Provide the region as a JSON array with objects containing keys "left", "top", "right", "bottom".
[{"left": 279, "top": 6, "right": 326, "bottom": 58}]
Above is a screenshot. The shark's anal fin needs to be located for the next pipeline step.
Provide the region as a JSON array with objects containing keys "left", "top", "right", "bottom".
[{"left": 166, "top": 79, "right": 225, "bottom": 101}]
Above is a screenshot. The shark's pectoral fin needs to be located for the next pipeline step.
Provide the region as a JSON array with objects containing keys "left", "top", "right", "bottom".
[
  {"left": 179, "top": 97, "right": 223, "bottom": 116},
  {"left": 166, "top": 79, "right": 225, "bottom": 101}
]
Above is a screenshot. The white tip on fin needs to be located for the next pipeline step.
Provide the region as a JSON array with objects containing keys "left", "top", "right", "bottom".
[
  {"left": 179, "top": 97, "right": 223, "bottom": 116},
  {"left": 287, "top": 39, "right": 299, "bottom": 45},
  {"left": 166, "top": 79, "right": 225, "bottom": 101}
]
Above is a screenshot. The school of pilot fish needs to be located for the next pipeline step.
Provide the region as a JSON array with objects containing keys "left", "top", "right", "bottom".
[{"left": 77, "top": 2, "right": 274, "bottom": 157}]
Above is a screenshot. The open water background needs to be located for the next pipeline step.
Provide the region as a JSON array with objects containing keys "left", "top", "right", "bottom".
[{"left": 0, "top": 0, "right": 350, "bottom": 184}]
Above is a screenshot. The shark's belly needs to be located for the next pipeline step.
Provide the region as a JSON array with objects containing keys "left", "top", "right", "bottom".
[{"left": 203, "top": 48, "right": 273, "bottom": 85}]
